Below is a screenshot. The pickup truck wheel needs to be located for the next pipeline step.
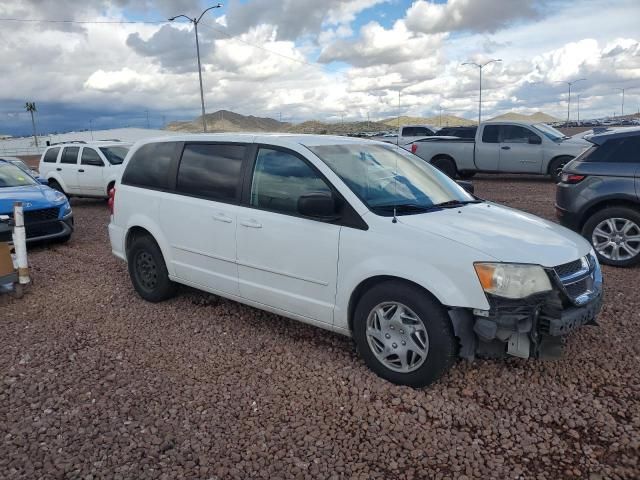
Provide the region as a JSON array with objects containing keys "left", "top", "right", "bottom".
[
  {"left": 582, "top": 207, "right": 640, "bottom": 267},
  {"left": 548, "top": 156, "right": 573, "bottom": 182},
  {"left": 458, "top": 171, "right": 476, "bottom": 179},
  {"left": 431, "top": 157, "right": 457, "bottom": 178},
  {"left": 127, "top": 235, "right": 177, "bottom": 302},
  {"left": 353, "top": 280, "right": 457, "bottom": 387}
]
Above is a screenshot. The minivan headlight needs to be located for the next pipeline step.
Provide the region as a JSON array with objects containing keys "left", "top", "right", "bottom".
[{"left": 474, "top": 263, "right": 552, "bottom": 299}]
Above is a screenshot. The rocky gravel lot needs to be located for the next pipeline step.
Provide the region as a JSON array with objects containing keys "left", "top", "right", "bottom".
[{"left": 1, "top": 175, "right": 639, "bottom": 479}]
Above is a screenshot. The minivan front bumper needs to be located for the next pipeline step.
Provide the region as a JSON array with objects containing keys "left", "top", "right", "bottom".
[{"left": 450, "top": 253, "right": 603, "bottom": 360}]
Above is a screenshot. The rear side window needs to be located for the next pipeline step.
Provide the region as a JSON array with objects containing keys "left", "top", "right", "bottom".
[
  {"left": 81, "top": 148, "right": 104, "bottom": 166},
  {"left": 482, "top": 126, "right": 500, "bottom": 143},
  {"left": 43, "top": 147, "right": 60, "bottom": 163},
  {"left": 403, "top": 127, "right": 433, "bottom": 137},
  {"left": 61, "top": 147, "right": 80, "bottom": 164},
  {"left": 176, "top": 144, "right": 245, "bottom": 201},
  {"left": 582, "top": 136, "right": 640, "bottom": 163},
  {"left": 122, "top": 142, "right": 179, "bottom": 190}
]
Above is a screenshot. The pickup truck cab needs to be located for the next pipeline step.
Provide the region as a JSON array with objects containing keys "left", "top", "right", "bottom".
[
  {"left": 409, "top": 121, "right": 589, "bottom": 180},
  {"left": 109, "top": 134, "right": 603, "bottom": 387},
  {"left": 39, "top": 141, "right": 131, "bottom": 198},
  {"left": 374, "top": 124, "right": 438, "bottom": 146}
]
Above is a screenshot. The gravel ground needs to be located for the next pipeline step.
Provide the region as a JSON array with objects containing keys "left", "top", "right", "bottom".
[{"left": 1, "top": 176, "right": 639, "bottom": 480}]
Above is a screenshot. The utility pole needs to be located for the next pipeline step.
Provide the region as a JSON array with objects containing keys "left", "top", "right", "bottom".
[
  {"left": 279, "top": 112, "right": 282, "bottom": 123},
  {"left": 169, "top": 4, "right": 223, "bottom": 133},
  {"left": 397, "top": 90, "right": 401, "bottom": 146},
  {"left": 145, "top": 110, "right": 150, "bottom": 129},
  {"left": 367, "top": 111, "right": 370, "bottom": 130},
  {"left": 462, "top": 59, "right": 502, "bottom": 126},
  {"left": 576, "top": 94, "right": 580, "bottom": 125},
  {"left": 615, "top": 88, "right": 626, "bottom": 118},
  {"left": 89, "top": 119, "right": 94, "bottom": 140},
  {"left": 556, "top": 78, "right": 586, "bottom": 124},
  {"left": 439, "top": 105, "right": 443, "bottom": 127}
]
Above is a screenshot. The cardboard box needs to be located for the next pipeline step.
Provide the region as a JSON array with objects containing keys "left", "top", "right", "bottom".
[{"left": 0, "top": 242, "right": 14, "bottom": 276}]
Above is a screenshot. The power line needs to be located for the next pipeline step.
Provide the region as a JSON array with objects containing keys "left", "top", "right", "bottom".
[{"left": 0, "top": 17, "right": 167, "bottom": 24}]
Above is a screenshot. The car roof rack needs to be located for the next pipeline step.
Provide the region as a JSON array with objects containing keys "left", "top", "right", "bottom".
[{"left": 49, "top": 140, "right": 87, "bottom": 145}]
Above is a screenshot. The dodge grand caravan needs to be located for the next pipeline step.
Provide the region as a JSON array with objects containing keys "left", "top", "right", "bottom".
[{"left": 109, "top": 134, "right": 603, "bottom": 387}]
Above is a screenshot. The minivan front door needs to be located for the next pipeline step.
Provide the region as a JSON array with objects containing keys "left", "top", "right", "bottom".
[
  {"left": 236, "top": 147, "right": 340, "bottom": 324},
  {"left": 160, "top": 143, "right": 246, "bottom": 296}
]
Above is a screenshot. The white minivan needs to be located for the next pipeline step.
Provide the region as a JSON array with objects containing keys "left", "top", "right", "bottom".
[
  {"left": 108, "top": 134, "right": 603, "bottom": 387},
  {"left": 39, "top": 141, "right": 131, "bottom": 198}
]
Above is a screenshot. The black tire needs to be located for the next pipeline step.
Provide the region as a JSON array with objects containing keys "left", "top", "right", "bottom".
[
  {"left": 458, "top": 171, "right": 476, "bottom": 179},
  {"left": 548, "top": 156, "right": 573, "bottom": 183},
  {"left": 56, "top": 234, "right": 71, "bottom": 244},
  {"left": 48, "top": 179, "right": 67, "bottom": 196},
  {"left": 352, "top": 280, "right": 458, "bottom": 388},
  {"left": 431, "top": 156, "right": 457, "bottom": 178},
  {"left": 582, "top": 207, "right": 640, "bottom": 267},
  {"left": 127, "top": 234, "right": 177, "bottom": 302}
]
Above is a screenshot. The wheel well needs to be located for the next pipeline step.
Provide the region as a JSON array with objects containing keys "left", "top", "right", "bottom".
[
  {"left": 125, "top": 226, "right": 154, "bottom": 255},
  {"left": 347, "top": 275, "right": 441, "bottom": 332},
  {"left": 579, "top": 199, "right": 640, "bottom": 231},
  {"left": 107, "top": 180, "right": 115, "bottom": 192},
  {"left": 547, "top": 155, "right": 574, "bottom": 174},
  {"left": 431, "top": 154, "right": 455, "bottom": 164}
]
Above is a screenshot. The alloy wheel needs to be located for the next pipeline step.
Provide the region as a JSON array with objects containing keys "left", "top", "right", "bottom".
[{"left": 592, "top": 217, "right": 640, "bottom": 261}]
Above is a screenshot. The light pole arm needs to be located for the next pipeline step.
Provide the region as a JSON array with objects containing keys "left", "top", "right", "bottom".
[
  {"left": 168, "top": 14, "right": 193, "bottom": 22},
  {"left": 197, "top": 4, "right": 222, "bottom": 24}
]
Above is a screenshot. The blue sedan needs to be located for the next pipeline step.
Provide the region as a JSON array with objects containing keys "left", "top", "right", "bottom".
[{"left": 0, "top": 159, "right": 73, "bottom": 243}]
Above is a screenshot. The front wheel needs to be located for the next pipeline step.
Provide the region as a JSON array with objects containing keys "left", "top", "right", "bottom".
[
  {"left": 352, "top": 281, "right": 457, "bottom": 387},
  {"left": 582, "top": 207, "right": 640, "bottom": 267}
]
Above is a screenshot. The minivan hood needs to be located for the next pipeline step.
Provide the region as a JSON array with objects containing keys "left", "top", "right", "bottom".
[
  {"left": 399, "top": 202, "right": 591, "bottom": 267},
  {"left": 0, "top": 184, "right": 65, "bottom": 214}
]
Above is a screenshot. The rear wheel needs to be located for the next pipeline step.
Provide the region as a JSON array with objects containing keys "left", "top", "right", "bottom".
[
  {"left": 430, "top": 156, "right": 457, "bottom": 178},
  {"left": 127, "top": 235, "right": 177, "bottom": 302},
  {"left": 352, "top": 280, "right": 457, "bottom": 387},
  {"left": 458, "top": 171, "right": 476, "bottom": 179},
  {"left": 582, "top": 207, "right": 640, "bottom": 267}
]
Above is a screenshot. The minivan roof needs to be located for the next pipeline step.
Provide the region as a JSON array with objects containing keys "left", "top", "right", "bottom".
[{"left": 588, "top": 126, "right": 640, "bottom": 146}]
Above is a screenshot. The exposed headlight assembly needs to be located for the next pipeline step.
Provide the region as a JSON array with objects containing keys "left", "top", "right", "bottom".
[{"left": 474, "top": 263, "right": 552, "bottom": 299}]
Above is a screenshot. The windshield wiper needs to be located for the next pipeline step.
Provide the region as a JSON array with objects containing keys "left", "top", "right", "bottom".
[
  {"left": 430, "top": 199, "right": 482, "bottom": 209},
  {"left": 372, "top": 203, "right": 432, "bottom": 214}
]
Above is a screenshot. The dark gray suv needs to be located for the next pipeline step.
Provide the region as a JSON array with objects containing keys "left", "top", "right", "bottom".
[{"left": 556, "top": 127, "right": 640, "bottom": 267}]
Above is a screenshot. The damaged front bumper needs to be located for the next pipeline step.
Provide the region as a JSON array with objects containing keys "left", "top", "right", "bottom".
[{"left": 450, "top": 253, "right": 603, "bottom": 360}]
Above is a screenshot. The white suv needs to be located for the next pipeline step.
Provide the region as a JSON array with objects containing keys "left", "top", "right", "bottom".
[
  {"left": 109, "top": 134, "right": 603, "bottom": 387},
  {"left": 39, "top": 141, "right": 131, "bottom": 198}
]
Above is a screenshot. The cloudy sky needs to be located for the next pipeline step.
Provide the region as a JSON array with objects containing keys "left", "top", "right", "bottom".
[{"left": 0, "top": 0, "right": 639, "bottom": 135}]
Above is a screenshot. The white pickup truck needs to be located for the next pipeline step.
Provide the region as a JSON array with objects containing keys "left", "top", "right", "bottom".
[
  {"left": 408, "top": 121, "right": 589, "bottom": 181},
  {"left": 374, "top": 124, "right": 439, "bottom": 146}
]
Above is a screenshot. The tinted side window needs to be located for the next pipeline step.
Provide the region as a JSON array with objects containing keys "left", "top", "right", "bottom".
[
  {"left": 81, "top": 148, "right": 104, "bottom": 166},
  {"left": 402, "top": 127, "right": 416, "bottom": 136},
  {"left": 502, "top": 126, "right": 538, "bottom": 143},
  {"left": 413, "top": 127, "right": 433, "bottom": 136},
  {"left": 251, "top": 149, "right": 331, "bottom": 215},
  {"left": 583, "top": 137, "right": 640, "bottom": 163},
  {"left": 43, "top": 147, "right": 60, "bottom": 163},
  {"left": 61, "top": 147, "right": 80, "bottom": 164},
  {"left": 482, "top": 126, "right": 500, "bottom": 143},
  {"left": 176, "top": 144, "right": 245, "bottom": 201},
  {"left": 122, "top": 142, "right": 178, "bottom": 190}
]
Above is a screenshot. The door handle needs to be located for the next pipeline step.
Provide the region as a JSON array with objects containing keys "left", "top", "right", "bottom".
[
  {"left": 212, "top": 213, "right": 233, "bottom": 224},
  {"left": 240, "top": 219, "right": 262, "bottom": 228},
  {"left": 501, "top": 146, "right": 511, "bottom": 150},
  {"left": 56, "top": 168, "right": 62, "bottom": 171},
  {"left": 78, "top": 169, "right": 85, "bottom": 173}
]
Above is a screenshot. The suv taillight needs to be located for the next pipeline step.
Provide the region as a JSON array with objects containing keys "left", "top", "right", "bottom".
[
  {"left": 560, "top": 173, "right": 586, "bottom": 184},
  {"left": 108, "top": 186, "right": 116, "bottom": 214},
  {"left": 411, "top": 143, "right": 417, "bottom": 154}
]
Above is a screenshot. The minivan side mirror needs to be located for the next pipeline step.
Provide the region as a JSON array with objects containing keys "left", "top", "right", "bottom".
[
  {"left": 528, "top": 135, "right": 542, "bottom": 145},
  {"left": 456, "top": 180, "right": 474, "bottom": 195},
  {"left": 298, "top": 191, "right": 339, "bottom": 219}
]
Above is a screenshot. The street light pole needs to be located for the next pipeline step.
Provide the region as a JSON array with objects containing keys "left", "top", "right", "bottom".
[
  {"left": 576, "top": 94, "right": 580, "bottom": 125},
  {"left": 169, "top": 4, "right": 222, "bottom": 133},
  {"left": 615, "top": 88, "right": 626, "bottom": 118},
  {"left": 556, "top": 78, "right": 586, "bottom": 124},
  {"left": 462, "top": 59, "right": 502, "bottom": 126}
]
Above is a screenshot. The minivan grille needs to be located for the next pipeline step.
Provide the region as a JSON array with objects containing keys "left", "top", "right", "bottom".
[
  {"left": 554, "top": 259, "right": 584, "bottom": 279},
  {"left": 553, "top": 256, "right": 593, "bottom": 302}
]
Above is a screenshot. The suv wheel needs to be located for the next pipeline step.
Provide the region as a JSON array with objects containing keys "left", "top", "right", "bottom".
[
  {"left": 583, "top": 207, "right": 640, "bottom": 267},
  {"left": 352, "top": 280, "right": 457, "bottom": 387},
  {"left": 127, "top": 235, "right": 177, "bottom": 302}
]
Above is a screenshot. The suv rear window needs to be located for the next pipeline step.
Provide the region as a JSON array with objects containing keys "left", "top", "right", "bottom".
[
  {"left": 176, "top": 144, "right": 245, "bottom": 201},
  {"left": 43, "top": 147, "right": 60, "bottom": 163},
  {"left": 581, "top": 136, "right": 640, "bottom": 163},
  {"left": 122, "top": 142, "right": 180, "bottom": 190}
]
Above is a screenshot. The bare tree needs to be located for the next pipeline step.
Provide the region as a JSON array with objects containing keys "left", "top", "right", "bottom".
[{"left": 25, "top": 102, "right": 38, "bottom": 147}]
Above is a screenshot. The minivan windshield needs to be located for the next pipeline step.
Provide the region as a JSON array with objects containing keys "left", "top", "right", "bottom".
[
  {"left": 532, "top": 123, "right": 568, "bottom": 141},
  {"left": 308, "top": 143, "right": 476, "bottom": 215},
  {"left": 99, "top": 146, "right": 130, "bottom": 165},
  {"left": 0, "top": 162, "right": 38, "bottom": 187}
]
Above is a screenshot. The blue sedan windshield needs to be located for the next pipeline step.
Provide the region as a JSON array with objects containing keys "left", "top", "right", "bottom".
[{"left": 0, "top": 162, "right": 38, "bottom": 188}]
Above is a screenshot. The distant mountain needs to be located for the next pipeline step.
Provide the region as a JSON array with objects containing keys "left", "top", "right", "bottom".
[
  {"left": 167, "top": 110, "right": 288, "bottom": 133},
  {"left": 488, "top": 111, "right": 560, "bottom": 123},
  {"left": 382, "top": 115, "right": 476, "bottom": 127}
]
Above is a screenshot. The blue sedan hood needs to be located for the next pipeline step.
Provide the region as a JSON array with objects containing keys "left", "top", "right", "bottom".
[{"left": 0, "top": 184, "right": 66, "bottom": 215}]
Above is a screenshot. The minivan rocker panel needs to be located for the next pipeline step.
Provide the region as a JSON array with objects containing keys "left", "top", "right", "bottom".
[{"left": 109, "top": 133, "right": 603, "bottom": 388}]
